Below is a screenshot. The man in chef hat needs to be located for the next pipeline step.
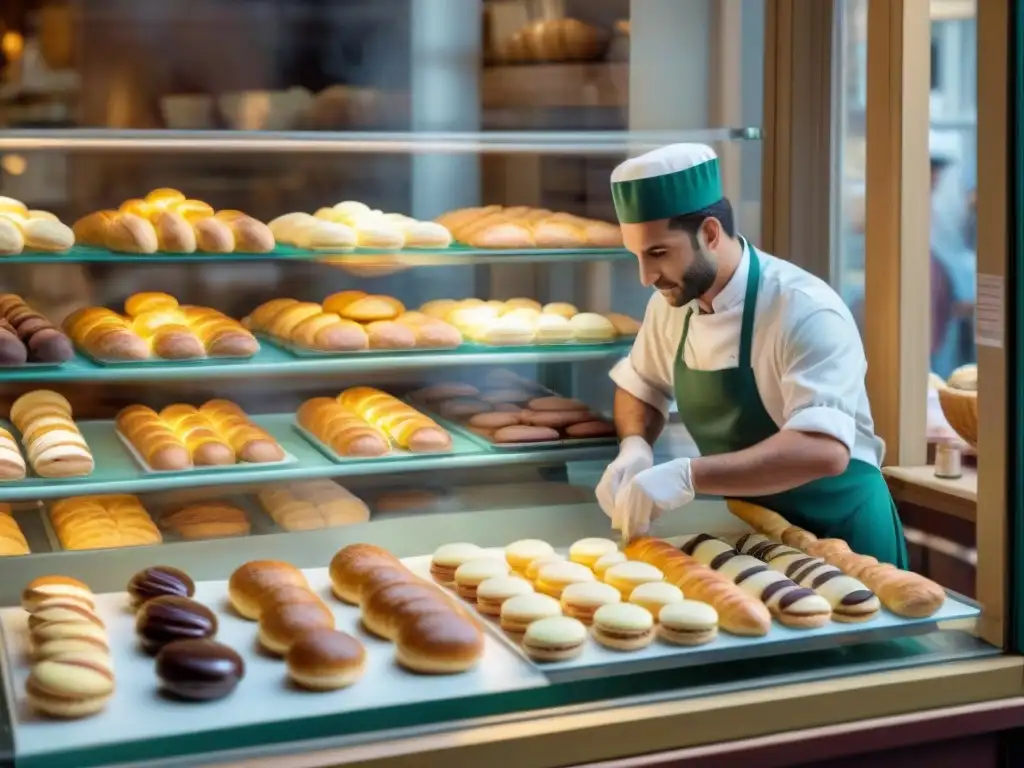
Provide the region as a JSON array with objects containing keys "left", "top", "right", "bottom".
[{"left": 598, "top": 143, "right": 906, "bottom": 566}]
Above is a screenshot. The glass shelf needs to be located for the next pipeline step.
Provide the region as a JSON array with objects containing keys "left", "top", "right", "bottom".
[
  {"left": 2, "top": 245, "right": 634, "bottom": 266},
  {"left": 0, "top": 415, "right": 617, "bottom": 502},
  {"left": 0, "top": 341, "right": 630, "bottom": 383}
]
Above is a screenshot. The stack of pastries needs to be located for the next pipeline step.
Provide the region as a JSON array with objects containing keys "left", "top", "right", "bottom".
[
  {"left": 22, "top": 575, "right": 115, "bottom": 718},
  {"left": 412, "top": 382, "right": 615, "bottom": 444},
  {"left": 228, "top": 559, "right": 369, "bottom": 691},
  {"left": 0, "top": 294, "right": 74, "bottom": 365},
  {"left": 116, "top": 400, "right": 285, "bottom": 471},
  {"left": 0, "top": 196, "right": 75, "bottom": 255},
  {"left": 72, "top": 188, "right": 275, "bottom": 254},
  {"left": 419, "top": 297, "right": 639, "bottom": 345},
  {"left": 160, "top": 501, "right": 251, "bottom": 539},
  {"left": 0, "top": 504, "right": 29, "bottom": 554},
  {"left": 49, "top": 495, "right": 162, "bottom": 551},
  {"left": 436, "top": 205, "right": 621, "bottom": 249},
  {"left": 11, "top": 390, "right": 95, "bottom": 478},
  {"left": 64, "top": 292, "right": 259, "bottom": 362},
  {"left": 0, "top": 426, "right": 26, "bottom": 480},
  {"left": 297, "top": 389, "right": 451, "bottom": 456},
  {"left": 269, "top": 201, "right": 452, "bottom": 250},
  {"left": 257, "top": 480, "right": 370, "bottom": 531},
  {"left": 329, "top": 544, "right": 484, "bottom": 674},
  {"left": 244, "top": 291, "right": 461, "bottom": 352}
]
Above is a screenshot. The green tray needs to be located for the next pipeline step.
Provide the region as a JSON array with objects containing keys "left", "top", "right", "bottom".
[
  {"left": 0, "top": 341, "right": 631, "bottom": 382},
  {"left": 0, "top": 414, "right": 618, "bottom": 502}
]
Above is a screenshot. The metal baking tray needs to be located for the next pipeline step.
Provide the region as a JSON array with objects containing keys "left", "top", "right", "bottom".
[
  {"left": 0, "top": 567, "right": 546, "bottom": 768},
  {"left": 402, "top": 551, "right": 981, "bottom": 684},
  {"left": 115, "top": 430, "right": 298, "bottom": 475}
]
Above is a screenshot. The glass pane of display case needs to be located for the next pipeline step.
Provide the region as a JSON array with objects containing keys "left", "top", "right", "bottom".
[{"left": 0, "top": 2, "right": 1004, "bottom": 767}]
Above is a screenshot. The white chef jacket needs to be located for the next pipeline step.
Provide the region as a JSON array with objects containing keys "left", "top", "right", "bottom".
[{"left": 610, "top": 242, "right": 885, "bottom": 467}]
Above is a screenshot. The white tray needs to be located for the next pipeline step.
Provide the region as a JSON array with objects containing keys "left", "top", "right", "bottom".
[
  {"left": 0, "top": 567, "right": 547, "bottom": 764},
  {"left": 290, "top": 422, "right": 455, "bottom": 464},
  {"left": 403, "top": 551, "right": 981, "bottom": 684},
  {"left": 115, "top": 430, "right": 298, "bottom": 475}
]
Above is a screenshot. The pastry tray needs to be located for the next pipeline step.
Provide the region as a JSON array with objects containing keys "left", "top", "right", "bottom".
[
  {"left": 76, "top": 347, "right": 258, "bottom": 368},
  {"left": 0, "top": 568, "right": 547, "bottom": 768},
  {"left": 257, "top": 333, "right": 461, "bottom": 358},
  {"left": 38, "top": 502, "right": 163, "bottom": 553},
  {"left": 115, "top": 430, "right": 298, "bottom": 475},
  {"left": 403, "top": 551, "right": 982, "bottom": 684},
  {"left": 290, "top": 421, "right": 485, "bottom": 465}
]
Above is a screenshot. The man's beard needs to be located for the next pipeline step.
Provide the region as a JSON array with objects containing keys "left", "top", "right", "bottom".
[{"left": 659, "top": 243, "right": 718, "bottom": 308}]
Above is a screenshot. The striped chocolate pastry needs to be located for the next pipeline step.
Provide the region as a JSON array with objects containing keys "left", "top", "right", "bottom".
[{"left": 677, "top": 534, "right": 831, "bottom": 628}]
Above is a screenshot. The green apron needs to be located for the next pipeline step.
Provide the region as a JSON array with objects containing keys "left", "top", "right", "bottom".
[{"left": 673, "top": 242, "right": 908, "bottom": 567}]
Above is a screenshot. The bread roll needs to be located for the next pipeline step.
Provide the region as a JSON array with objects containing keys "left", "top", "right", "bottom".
[
  {"left": 152, "top": 211, "right": 196, "bottom": 253},
  {"left": 366, "top": 321, "right": 416, "bottom": 349},
  {"left": 0, "top": 217, "right": 24, "bottom": 255},
  {"left": 70, "top": 211, "right": 116, "bottom": 247},
  {"left": 339, "top": 295, "right": 404, "bottom": 322},
  {"left": 194, "top": 217, "right": 235, "bottom": 253},
  {"left": 296, "top": 398, "right": 390, "bottom": 457},
  {"left": 605, "top": 312, "right": 641, "bottom": 336},
  {"left": 222, "top": 214, "right": 275, "bottom": 253},
  {"left": 337, "top": 387, "right": 452, "bottom": 452},
  {"left": 23, "top": 218, "right": 74, "bottom": 252},
  {"left": 267, "top": 213, "right": 315, "bottom": 244},
  {"left": 106, "top": 214, "right": 158, "bottom": 254},
  {"left": 144, "top": 188, "right": 186, "bottom": 210},
  {"left": 170, "top": 199, "right": 215, "bottom": 221}
]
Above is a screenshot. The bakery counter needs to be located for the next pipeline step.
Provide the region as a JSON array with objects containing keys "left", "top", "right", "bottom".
[{"left": 0, "top": 340, "right": 632, "bottom": 383}]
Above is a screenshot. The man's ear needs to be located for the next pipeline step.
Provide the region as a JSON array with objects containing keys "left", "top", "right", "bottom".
[{"left": 697, "top": 217, "right": 722, "bottom": 250}]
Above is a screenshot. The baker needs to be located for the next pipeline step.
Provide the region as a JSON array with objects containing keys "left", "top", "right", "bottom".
[{"left": 597, "top": 143, "right": 907, "bottom": 566}]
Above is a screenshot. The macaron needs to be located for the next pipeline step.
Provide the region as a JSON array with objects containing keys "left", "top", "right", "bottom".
[
  {"left": 430, "top": 543, "right": 484, "bottom": 586},
  {"left": 454, "top": 558, "right": 510, "bottom": 601},
  {"left": 505, "top": 539, "right": 555, "bottom": 572},
  {"left": 604, "top": 561, "right": 664, "bottom": 598},
  {"left": 560, "top": 581, "right": 621, "bottom": 624},
  {"left": 591, "top": 603, "right": 655, "bottom": 651},
  {"left": 568, "top": 538, "right": 619, "bottom": 568},
  {"left": 535, "top": 561, "right": 596, "bottom": 598},
  {"left": 476, "top": 576, "right": 534, "bottom": 616},
  {"left": 525, "top": 553, "right": 566, "bottom": 581},
  {"left": 593, "top": 551, "right": 627, "bottom": 579},
  {"left": 629, "top": 582, "right": 684, "bottom": 619},
  {"left": 521, "top": 616, "right": 587, "bottom": 662},
  {"left": 658, "top": 600, "right": 719, "bottom": 646},
  {"left": 499, "top": 593, "right": 562, "bottom": 635}
]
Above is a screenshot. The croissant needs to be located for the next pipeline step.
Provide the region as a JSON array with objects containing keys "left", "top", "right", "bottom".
[
  {"left": 337, "top": 387, "right": 451, "bottom": 452},
  {"left": 625, "top": 537, "right": 771, "bottom": 636},
  {"left": 727, "top": 499, "right": 946, "bottom": 618}
]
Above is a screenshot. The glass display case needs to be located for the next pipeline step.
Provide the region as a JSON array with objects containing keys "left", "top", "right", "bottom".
[{"left": 0, "top": 2, "right": 1018, "bottom": 767}]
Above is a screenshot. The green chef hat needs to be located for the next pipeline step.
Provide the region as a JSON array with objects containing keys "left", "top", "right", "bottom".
[{"left": 610, "top": 143, "right": 722, "bottom": 224}]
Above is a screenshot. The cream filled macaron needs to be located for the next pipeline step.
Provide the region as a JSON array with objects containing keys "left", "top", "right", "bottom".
[
  {"left": 629, "top": 582, "right": 684, "bottom": 619},
  {"left": 454, "top": 558, "right": 510, "bottom": 601},
  {"left": 560, "top": 581, "right": 621, "bottom": 625},
  {"left": 525, "top": 553, "right": 567, "bottom": 581},
  {"left": 505, "top": 539, "right": 555, "bottom": 572},
  {"left": 568, "top": 538, "right": 619, "bottom": 568},
  {"left": 500, "top": 593, "right": 562, "bottom": 635},
  {"left": 658, "top": 600, "right": 718, "bottom": 646},
  {"left": 604, "top": 562, "right": 664, "bottom": 598},
  {"left": 593, "top": 551, "right": 627, "bottom": 579},
  {"left": 430, "top": 543, "right": 484, "bottom": 586},
  {"left": 522, "top": 616, "right": 587, "bottom": 662},
  {"left": 476, "top": 576, "right": 534, "bottom": 616},
  {"left": 591, "top": 603, "right": 655, "bottom": 651},
  {"left": 535, "top": 561, "right": 595, "bottom": 598}
]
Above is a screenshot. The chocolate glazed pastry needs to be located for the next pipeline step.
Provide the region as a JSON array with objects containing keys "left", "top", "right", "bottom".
[
  {"left": 156, "top": 639, "right": 245, "bottom": 701},
  {"left": 0, "top": 319, "right": 28, "bottom": 365},
  {"left": 127, "top": 566, "right": 196, "bottom": 608},
  {"left": 0, "top": 294, "right": 73, "bottom": 362},
  {"left": 135, "top": 596, "right": 217, "bottom": 653}
]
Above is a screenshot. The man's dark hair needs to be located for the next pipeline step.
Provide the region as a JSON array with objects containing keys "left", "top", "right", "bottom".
[{"left": 667, "top": 198, "right": 737, "bottom": 239}]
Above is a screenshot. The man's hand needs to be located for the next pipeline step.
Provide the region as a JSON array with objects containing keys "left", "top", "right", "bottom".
[
  {"left": 613, "top": 457, "right": 695, "bottom": 538},
  {"left": 595, "top": 436, "right": 653, "bottom": 519}
]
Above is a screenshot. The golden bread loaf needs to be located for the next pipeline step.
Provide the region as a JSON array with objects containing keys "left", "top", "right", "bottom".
[
  {"left": 435, "top": 205, "right": 621, "bottom": 248},
  {"left": 296, "top": 398, "right": 390, "bottom": 457},
  {"left": 257, "top": 480, "right": 370, "bottom": 531},
  {"left": 160, "top": 501, "right": 251, "bottom": 539},
  {"left": 0, "top": 196, "right": 75, "bottom": 255},
  {"left": 49, "top": 494, "right": 161, "bottom": 551},
  {"left": 337, "top": 387, "right": 451, "bottom": 453}
]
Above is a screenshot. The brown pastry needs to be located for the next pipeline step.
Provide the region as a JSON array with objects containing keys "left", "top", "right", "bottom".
[
  {"left": 394, "top": 611, "right": 484, "bottom": 674},
  {"left": 328, "top": 543, "right": 403, "bottom": 604},
  {"left": 194, "top": 217, "right": 235, "bottom": 253},
  {"left": 152, "top": 211, "right": 197, "bottom": 253},
  {"left": 228, "top": 560, "right": 308, "bottom": 620},
  {"left": 257, "top": 600, "right": 335, "bottom": 655}
]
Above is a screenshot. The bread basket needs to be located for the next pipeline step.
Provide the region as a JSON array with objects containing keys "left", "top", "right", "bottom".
[{"left": 937, "top": 364, "right": 978, "bottom": 448}]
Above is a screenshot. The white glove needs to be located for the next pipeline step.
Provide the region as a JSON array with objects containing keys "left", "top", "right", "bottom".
[
  {"left": 595, "top": 436, "right": 653, "bottom": 521},
  {"left": 613, "top": 457, "right": 695, "bottom": 538}
]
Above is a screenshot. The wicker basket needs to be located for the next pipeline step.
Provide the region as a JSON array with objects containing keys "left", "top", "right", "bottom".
[{"left": 937, "top": 386, "right": 978, "bottom": 448}]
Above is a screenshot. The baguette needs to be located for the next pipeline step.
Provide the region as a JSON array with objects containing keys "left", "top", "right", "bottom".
[
  {"left": 727, "top": 499, "right": 945, "bottom": 618},
  {"left": 625, "top": 537, "right": 771, "bottom": 636},
  {"left": 677, "top": 533, "right": 832, "bottom": 628}
]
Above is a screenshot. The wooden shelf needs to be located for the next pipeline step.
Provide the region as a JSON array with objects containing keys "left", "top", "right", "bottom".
[
  {"left": 884, "top": 464, "right": 978, "bottom": 522},
  {"left": 481, "top": 62, "right": 628, "bottom": 109}
]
